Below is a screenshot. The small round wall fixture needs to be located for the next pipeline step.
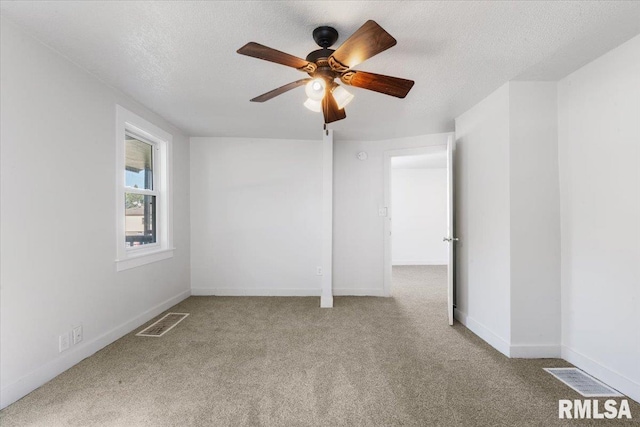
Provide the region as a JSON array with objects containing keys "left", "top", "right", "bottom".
[{"left": 357, "top": 151, "right": 368, "bottom": 161}]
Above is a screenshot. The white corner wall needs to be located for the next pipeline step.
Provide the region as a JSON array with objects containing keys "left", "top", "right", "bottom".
[
  {"left": 0, "top": 18, "right": 191, "bottom": 408},
  {"left": 455, "top": 37, "right": 639, "bottom": 399},
  {"left": 558, "top": 34, "right": 640, "bottom": 402},
  {"left": 454, "top": 84, "right": 512, "bottom": 355},
  {"left": 391, "top": 168, "right": 448, "bottom": 266},
  {"left": 508, "top": 81, "right": 561, "bottom": 357},
  {"left": 189, "top": 137, "right": 323, "bottom": 296},
  {"left": 454, "top": 81, "right": 561, "bottom": 358},
  {"left": 333, "top": 133, "right": 452, "bottom": 296}
]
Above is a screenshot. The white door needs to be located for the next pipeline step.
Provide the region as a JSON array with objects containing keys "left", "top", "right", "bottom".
[{"left": 444, "top": 135, "right": 457, "bottom": 326}]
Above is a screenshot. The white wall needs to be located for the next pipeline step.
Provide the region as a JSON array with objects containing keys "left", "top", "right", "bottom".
[
  {"left": 333, "top": 133, "right": 451, "bottom": 296},
  {"left": 454, "top": 35, "right": 639, "bottom": 397},
  {"left": 454, "top": 81, "right": 561, "bottom": 357},
  {"left": 454, "top": 84, "right": 512, "bottom": 354},
  {"left": 558, "top": 34, "right": 640, "bottom": 402},
  {"left": 189, "top": 133, "right": 451, "bottom": 298},
  {"left": 391, "top": 168, "right": 448, "bottom": 265},
  {"left": 509, "top": 82, "right": 561, "bottom": 356},
  {"left": 189, "top": 137, "right": 323, "bottom": 296},
  {"left": 0, "top": 18, "right": 191, "bottom": 408}
]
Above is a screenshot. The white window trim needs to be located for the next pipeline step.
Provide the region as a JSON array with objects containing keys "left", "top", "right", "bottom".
[{"left": 115, "top": 105, "right": 174, "bottom": 271}]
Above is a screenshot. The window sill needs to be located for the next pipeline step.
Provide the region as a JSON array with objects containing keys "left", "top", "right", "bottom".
[{"left": 116, "top": 248, "right": 175, "bottom": 272}]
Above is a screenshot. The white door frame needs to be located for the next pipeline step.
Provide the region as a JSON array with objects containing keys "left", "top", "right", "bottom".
[
  {"left": 445, "top": 135, "right": 456, "bottom": 325},
  {"left": 383, "top": 145, "right": 448, "bottom": 297}
]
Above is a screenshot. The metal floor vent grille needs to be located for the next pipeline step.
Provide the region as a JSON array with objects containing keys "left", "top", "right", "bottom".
[
  {"left": 544, "top": 368, "right": 622, "bottom": 397},
  {"left": 136, "top": 313, "right": 189, "bottom": 337}
]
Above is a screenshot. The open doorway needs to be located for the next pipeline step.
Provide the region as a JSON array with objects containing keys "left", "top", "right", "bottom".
[{"left": 383, "top": 143, "right": 454, "bottom": 324}]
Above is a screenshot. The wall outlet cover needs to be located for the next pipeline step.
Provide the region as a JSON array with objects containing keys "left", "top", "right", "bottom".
[{"left": 59, "top": 333, "right": 70, "bottom": 352}]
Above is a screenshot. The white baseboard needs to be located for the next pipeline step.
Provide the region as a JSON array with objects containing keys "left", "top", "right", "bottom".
[
  {"left": 453, "top": 308, "right": 510, "bottom": 357},
  {"left": 0, "top": 289, "right": 191, "bottom": 410},
  {"left": 453, "top": 307, "right": 468, "bottom": 324},
  {"left": 333, "top": 288, "right": 387, "bottom": 297},
  {"left": 320, "top": 295, "right": 333, "bottom": 308},
  {"left": 562, "top": 345, "right": 640, "bottom": 404},
  {"left": 510, "top": 344, "right": 561, "bottom": 358},
  {"left": 191, "top": 288, "right": 321, "bottom": 297},
  {"left": 392, "top": 260, "right": 448, "bottom": 266}
]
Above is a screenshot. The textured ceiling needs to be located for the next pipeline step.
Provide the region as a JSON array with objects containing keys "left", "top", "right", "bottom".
[{"left": 2, "top": 1, "right": 639, "bottom": 140}]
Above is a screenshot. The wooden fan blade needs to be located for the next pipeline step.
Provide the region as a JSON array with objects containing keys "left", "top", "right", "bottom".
[
  {"left": 237, "top": 42, "right": 316, "bottom": 73},
  {"left": 250, "top": 79, "right": 311, "bottom": 102},
  {"left": 341, "top": 71, "right": 414, "bottom": 98},
  {"left": 322, "top": 91, "right": 346, "bottom": 124},
  {"left": 328, "top": 20, "right": 396, "bottom": 72}
]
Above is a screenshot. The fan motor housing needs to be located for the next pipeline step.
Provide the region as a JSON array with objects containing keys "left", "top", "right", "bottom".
[
  {"left": 306, "top": 48, "right": 339, "bottom": 81},
  {"left": 305, "top": 48, "right": 335, "bottom": 64}
]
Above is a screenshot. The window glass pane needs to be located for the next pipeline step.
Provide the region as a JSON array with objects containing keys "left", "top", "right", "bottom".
[
  {"left": 125, "top": 135, "right": 153, "bottom": 189},
  {"left": 125, "top": 194, "right": 156, "bottom": 247}
]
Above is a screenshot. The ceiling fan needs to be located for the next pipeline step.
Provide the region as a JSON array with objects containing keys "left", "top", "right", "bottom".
[{"left": 237, "top": 20, "right": 415, "bottom": 125}]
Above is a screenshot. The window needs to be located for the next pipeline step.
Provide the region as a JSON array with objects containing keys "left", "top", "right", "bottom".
[
  {"left": 116, "top": 106, "right": 173, "bottom": 271},
  {"left": 125, "top": 134, "right": 156, "bottom": 248}
]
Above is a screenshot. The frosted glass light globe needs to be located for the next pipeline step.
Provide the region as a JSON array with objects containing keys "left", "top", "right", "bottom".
[
  {"left": 305, "top": 79, "right": 326, "bottom": 101},
  {"left": 303, "top": 98, "right": 322, "bottom": 112},
  {"left": 332, "top": 85, "right": 354, "bottom": 109}
]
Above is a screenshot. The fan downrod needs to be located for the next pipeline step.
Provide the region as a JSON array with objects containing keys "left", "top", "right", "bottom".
[{"left": 312, "top": 26, "right": 339, "bottom": 48}]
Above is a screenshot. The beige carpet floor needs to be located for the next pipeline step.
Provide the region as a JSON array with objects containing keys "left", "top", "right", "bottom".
[{"left": 1, "top": 266, "right": 638, "bottom": 426}]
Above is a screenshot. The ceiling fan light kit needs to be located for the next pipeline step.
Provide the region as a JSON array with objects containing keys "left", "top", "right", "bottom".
[
  {"left": 303, "top": 82, "right": 353, "bottom": 112},
  {"left": 332, "top": 85, "right": 354, "bottom": 110},
  {"left": 305, "top": 78, "right": 326, "bottom": 101},
  {"left": 303, "top": 98, "right": 322, "bottom": 113},
  {"left": 237, "top": 20, "right": 414, "bottom": 127}
]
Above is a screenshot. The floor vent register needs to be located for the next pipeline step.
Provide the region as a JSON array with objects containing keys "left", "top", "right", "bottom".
[
  {"left": 544, "top": 368, "right": 622, "bottom": 397},
  {"left": 136, "top": 313, "right": 189, "bottom": 337}
]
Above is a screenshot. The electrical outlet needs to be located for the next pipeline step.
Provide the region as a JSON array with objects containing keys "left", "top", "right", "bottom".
[
  {"left": 72, "top": 325, "right": 83, "bottom": 345},
  {"left": 316, "top": 267, "right": 323, "bottom": 276},
  {"left": 59, "top": 333, "right": 70, "bottom": 352}
]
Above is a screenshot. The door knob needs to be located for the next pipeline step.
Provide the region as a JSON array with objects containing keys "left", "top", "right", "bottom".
[{"left": 443, "top": 237, "right": 459, "bottom": 242}]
